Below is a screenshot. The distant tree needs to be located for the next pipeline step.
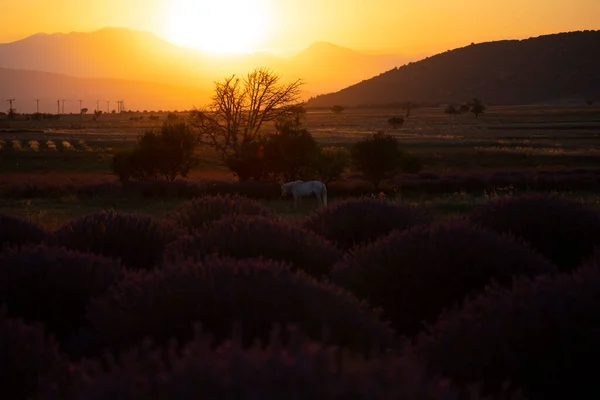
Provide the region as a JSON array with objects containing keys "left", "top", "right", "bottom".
[
  {"left": 402, "top": 101, "right": 417, "bottom": 117},
  {"left": 351, "top": 131, "right": 421, "bottom": 189},
  {"left": 111, "top": 121, "right": 199, "bottom": 182},
  {"left": 331, "top": 105, "right": 345, "bottom": 114},
  {"left": 81, "top": 108, "right": 88, "bottom": 114},
  {"left": 444, "top": 104, "right": 458, "bottom": 115},
  {"left": 188, "top": 67, "right": 304, "bottom": 174},
  {"left": 315, "top": 146, "right": 349, "bottom": 184},
  {"left": 262, "top": 121, "right": 320, "bottom": 182},
  {"left": 388, "top": 116, "right": 405, "bottom": 129},
  {"left": 459, "top": 104, "right": 470, "bottom": 114},
  {"left": 166, "top": 112, "right": 181, "bottom": 123},
  {"left": 469, "top": 98, "right": 486, "bottom": 118}
]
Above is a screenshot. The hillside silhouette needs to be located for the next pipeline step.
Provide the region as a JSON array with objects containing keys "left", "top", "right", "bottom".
[
  {"left": 0, "top": 27, "right": 420, "bottom": 111},
  {"left": 305, "top": 31, "right": 600, "bottom": 108}
]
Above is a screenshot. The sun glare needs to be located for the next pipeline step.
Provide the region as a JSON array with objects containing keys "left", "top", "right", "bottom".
[{"left": 165, "top": 0, "right": 271, "bottom": 53}]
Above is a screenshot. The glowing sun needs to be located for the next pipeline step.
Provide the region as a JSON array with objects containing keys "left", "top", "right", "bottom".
[{"left": 165, "top": 0, "right": 271, "bottom": 53}]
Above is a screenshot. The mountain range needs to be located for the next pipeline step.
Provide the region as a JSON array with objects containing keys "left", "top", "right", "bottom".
[
  {"left": 2, "top": 28, "right": 599, "bottom": 113},
  {"left": 305, "top": 30, "right": 600, "bottom": 108},
  {"left": 0, "top": 27, "right": 419, "bottom": 113}
]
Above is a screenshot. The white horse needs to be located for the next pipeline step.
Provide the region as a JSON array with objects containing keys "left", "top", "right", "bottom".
[{"left": 281, "top": 180, "right": 328, "bottom": 209}]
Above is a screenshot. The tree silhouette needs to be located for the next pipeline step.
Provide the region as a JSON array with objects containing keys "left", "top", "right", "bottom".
[
  {"left": 350, "top": 132, "right": 403, "bottom": 189},
  {"left": 388, "top": 117, "right": 405, "bottom": 129},
  {"left": 402, "top": 101, "right": 417, "bottom": 117},
  {"left": 444, "top": 104, "right": 458, "bottom": 115},
  {"left": 188, "top": 68, "right": 303, "bottom": 164},
  {"left": 111, "top": 121, "right": 199, "bottom": 182},
  {"left": 469, "top": 98, "right": 486, "bottom": 118},
  {"left": 331, "top": 105, "right": 345, "bottom": 114}
]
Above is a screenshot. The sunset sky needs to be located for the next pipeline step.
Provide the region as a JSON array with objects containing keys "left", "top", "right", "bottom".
[{"left": 2, "top": 0, "right": 600, "bottom": 55}]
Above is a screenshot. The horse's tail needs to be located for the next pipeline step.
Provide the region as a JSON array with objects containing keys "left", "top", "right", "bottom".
[{"left": 322, "top": 183, "right": 328, "bottom": 206}]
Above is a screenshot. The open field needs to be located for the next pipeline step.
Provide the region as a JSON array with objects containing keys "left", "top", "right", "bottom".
[
  {"left": 3, "top": 103, "right": 600, "bottom": 400},
  {"left": 1, "top": 104, "right": 600, "bottom": 228}
]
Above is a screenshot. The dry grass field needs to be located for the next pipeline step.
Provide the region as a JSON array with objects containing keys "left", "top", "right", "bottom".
[{"left": 1, "top": 104, "right": 600, "bottom": 229}]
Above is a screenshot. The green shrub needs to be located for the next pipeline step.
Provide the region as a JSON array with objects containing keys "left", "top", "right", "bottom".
[
  {"left": 0, "top": 245, "right": 123, "bottom": 344},
  {"left": 302, "top": 198, "right": 429, "bottom": 250},
  {"left": 164, "top": 215, "right": 343, "bottom": 279},
  {"left": 168, "top": 194, "right": 275, "bottom": 233},
  {"left": 469, "top": 194, "right": 600, "bottom": 271},
  {"left": 415, "top": 263, "right": 600, "bottom": 398},
  {"left": 332, "top": 219, "right": 557, "bottom": 337},
  {"left": 70, "top": 257, "right": 395, "bottom": 360},
  {"left": 351, "top": 132, "right": 402, "bottom": 188},
  {"left": 55, "top": 210, "right": 182, "bottom": 270},
  {"left": 111, "top": 122, "right": 199, "bottom": 183},
  {"left": 314, "top": 146, "right": 349, "bottom": 184},
  {"left": 262, "top": 123, "right": 321, "bottom": 182}
]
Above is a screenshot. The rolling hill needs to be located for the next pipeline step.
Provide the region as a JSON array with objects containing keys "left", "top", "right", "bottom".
[
  {"left": 0, "top": 27, "right": 420, "bottom": 112},
  {"left": 305, "top": 30, "right": 600, "bottom": 108}
]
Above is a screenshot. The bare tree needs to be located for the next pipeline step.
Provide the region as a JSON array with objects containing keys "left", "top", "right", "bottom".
[{"left": 188, "top": 68, "right": 304, "bottom": 160}]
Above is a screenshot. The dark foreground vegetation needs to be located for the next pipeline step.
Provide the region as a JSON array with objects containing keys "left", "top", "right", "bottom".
[
  {"left": 3, "top": 193, "right": 600, "bottom": 399},
  {"left": 2, "top": 90, "right": 600, "bottom": 398}
]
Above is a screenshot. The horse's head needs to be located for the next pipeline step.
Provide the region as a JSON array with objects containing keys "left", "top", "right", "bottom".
[{"left": 281, "top": 183, "right": 288, "bottom": 197}]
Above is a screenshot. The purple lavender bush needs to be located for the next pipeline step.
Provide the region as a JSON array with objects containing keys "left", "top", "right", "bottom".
[
  {"left": 168, "top": 194, "right": 275, "bottom": 233},
  {"left": 164, "top": 215, "right": 343, "bottom": 279},
  {"left": 469, "top": 194, "right": 600, "bottom": 271},
  {"left": 68, "top": 257, "right": 395, "bottom": 360},
  {"left": 0, "top": 244, "right": 123, "bottom": 344},
  {"left": 61, "top": 329, "right": 525, "bottom": 400},
  {"left": 415, "top": 263, "right": 600, "bottom": 399},
  {"left": 54, "top": 210, "right": 183, "bottom": 270},
  {"left": 0, "top": 213, "right": 54, "bottom": 251},
  {"left": 0, "top": 310, "right": 71, "bottom": 400},
  {"left": 332, "top": 219, "right": 556, "bottom": 337},
  {"left": 302, "top": 198, "right": 430, "bottom": 250}
]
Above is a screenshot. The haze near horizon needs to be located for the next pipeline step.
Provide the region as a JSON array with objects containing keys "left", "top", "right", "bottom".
[{"left": 2, "top": 0, "right": 600, "bottom": 55}]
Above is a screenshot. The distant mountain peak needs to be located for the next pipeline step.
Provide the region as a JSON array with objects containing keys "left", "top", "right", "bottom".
[{"left": 296, "top": 41, "right": 361, "bottom": 57}]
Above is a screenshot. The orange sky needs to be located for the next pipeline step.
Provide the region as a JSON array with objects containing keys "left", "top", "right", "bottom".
[{"left": 2, "top": 0, "right": 600, "bottom": 55}]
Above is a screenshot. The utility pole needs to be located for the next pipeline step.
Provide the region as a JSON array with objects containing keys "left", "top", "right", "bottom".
[
  {"left": 106, "top": 101, "right": 110, "bottom": 113},
  {"left": 35, "top": 99, "right": 40, "bottom": 114},
  {"left": 60, "top": 100, "right": 66, "bottom": 114},
  {"left": 57, "top": 100, "right": 60, "bottom": 115},
  {"left": 78, "top": 100, "right": 83, "bottom": 114},
  {"left": 6, "top": 98, "right": 15, "bottom": 113},
  {"left": 96, "top": 100, "right": 100, "bottom": 112}
]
